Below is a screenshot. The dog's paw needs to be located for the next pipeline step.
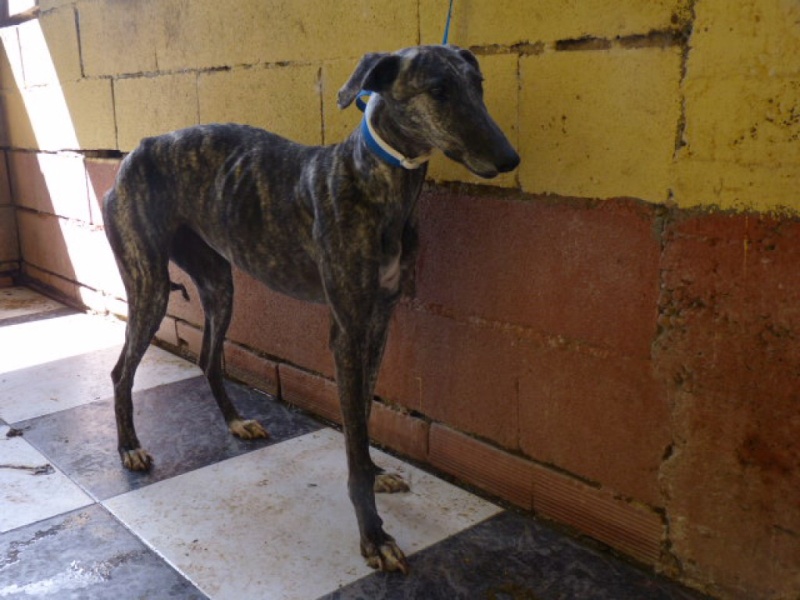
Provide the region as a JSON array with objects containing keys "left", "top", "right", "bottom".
[
  {"left": 121, "top": 448, "right": 153, "bottom": 471},
  {"left": 362, "top": 537, "right": 410, "bottom": 574},
  {"left": 374, "top": 472, "right": 410, "bottom": 494},
  {"left": 229, "top": 418, "right": 269, "bottom": 440}
]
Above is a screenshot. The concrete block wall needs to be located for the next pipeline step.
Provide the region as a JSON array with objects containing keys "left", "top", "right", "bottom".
[
  {"left": 1, "top": 2, "right": 799, "bottom": 598},
  {"left": 0, "top": 150, "right": 19, "bottom": 283}
]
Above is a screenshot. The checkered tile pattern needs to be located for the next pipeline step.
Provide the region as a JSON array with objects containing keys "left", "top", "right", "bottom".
[{"left": 0, "top": 287, "right": 705, "bottom": 600}]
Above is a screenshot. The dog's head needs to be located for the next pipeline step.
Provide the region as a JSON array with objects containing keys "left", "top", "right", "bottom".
[{"left": 339, "top": 45, "right": 520, "bottom": 179}]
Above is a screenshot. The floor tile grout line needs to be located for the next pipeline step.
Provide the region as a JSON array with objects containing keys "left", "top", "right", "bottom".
[{"left": 94, "top": 501, "right": 215, "bottom": 599}]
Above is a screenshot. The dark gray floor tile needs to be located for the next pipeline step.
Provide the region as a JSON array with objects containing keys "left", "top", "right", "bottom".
[
  {"left": 0, "top": 504, "right": 207, "bottom": 599},
  {"left": 323, "top": 511, "right": 708, "bottom": 600},
  {"left": 16, "top": 376, "right": 322, "bottom": 500}
]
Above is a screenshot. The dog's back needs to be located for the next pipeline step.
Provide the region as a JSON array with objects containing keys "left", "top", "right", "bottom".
[{"left": 105, "top": 124, "right": 328, "bottom": 300}]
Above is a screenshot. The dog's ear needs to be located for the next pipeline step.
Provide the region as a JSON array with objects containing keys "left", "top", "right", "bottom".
[
  {"left": 457, "top": 48, "right": 482, "bottom": 74},
  {"left": 337, "top": 53, "right": 402, "bottom": 109}
]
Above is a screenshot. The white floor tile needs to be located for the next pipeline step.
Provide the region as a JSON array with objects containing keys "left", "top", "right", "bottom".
[
  {"left": 0, "top": 288, "right": 65, "bottom": 321},
  {"left": 105, "top": 429, "right": 501, "bottom": 600},
  {"left": 0, "top": 344, "right": 200, "bottom": 423},
  {"left": 0, "top": 313, "right": 125, "bottom": 375},
  {"left": 0, "top": 425, "right": 94, "bottom": 533}
]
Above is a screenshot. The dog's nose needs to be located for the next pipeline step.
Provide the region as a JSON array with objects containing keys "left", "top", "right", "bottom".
[{"left": 497, "top": 150, "right": 520, "bottom": 173}]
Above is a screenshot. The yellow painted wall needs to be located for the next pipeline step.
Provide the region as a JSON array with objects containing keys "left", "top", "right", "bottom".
[
  {"left": 676, "top": 0, "right": 800, "bottom": 212},
  {"left": 1, "top": 0, "right": 798, "bottom": 212}
]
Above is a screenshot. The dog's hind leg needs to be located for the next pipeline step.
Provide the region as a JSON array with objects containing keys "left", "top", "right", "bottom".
[
  {"left": 104, "top": 187, "right": 173, "bottom": 470},
  {"left": 111, "top": 256, "right": 171, "bottom": 471},
  {"left": 170, "top": 227, "right": 268, "bottom": 440}
]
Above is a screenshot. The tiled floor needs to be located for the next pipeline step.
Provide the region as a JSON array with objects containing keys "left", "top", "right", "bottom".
[{"left": 0, "top": 287, "right": 708, "bottom": 599}]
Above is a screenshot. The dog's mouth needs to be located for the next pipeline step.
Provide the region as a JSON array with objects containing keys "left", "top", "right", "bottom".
[{"left": 444, "top": 149, "right": 501, "bottom": 179}]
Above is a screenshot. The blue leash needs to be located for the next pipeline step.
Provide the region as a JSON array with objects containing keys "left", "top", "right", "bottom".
[{"left": 442, "top": 0, "right": 454, "bottom": 45}]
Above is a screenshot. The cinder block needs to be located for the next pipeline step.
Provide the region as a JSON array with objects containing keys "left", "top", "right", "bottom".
[
  {"left": 114, "top": 73, "right": 199, "bottom": 152},
  {"left": 655, "top": 211, "right": 800, "bottom": 597},
  {"left": 420, "top": 0, "right": 688, "bottom": 47},
  {"left": 39, "top": 0, "right": 74, "bottom": 10},
  {"left": 155, "top": 315, "right": 179, "bottom": 348},
  {"left": 198, "top": 64, "right": 322, "bottom": 146},
  {"left": 72, "top": 286, "right": 114, "bottom": 315},
  {"left": 682, "top": 74, "right": 800, "bottom": 168},
  {"left": 21, "top": 8, "right": 82, "bottom": 87},
  {"left": 16, "top": 210, "right": 73, "bottom": 280},
  {"left": 0, "top": 206, "right": 19, "bottom": 263},
  {"left": 518, "top": 343, "right": 669, "bottom": 506},
  {"left": 155, "top": 0, "right": 418, "bottom": 72},
  {"left": 8, "top": 83, "right": 85, "bottom": 151},
  {"left": 519, "top": 47, "right": 682, "bottom": 203},
  {"left": 104, "top": 294, "right": 129, "bottom": 319},
  {"left": 0, "top": 89, "right": 37, "bottom": 149},
  {"left": 72, "top": 221, "right": 123, "bottom": 297},
  {"left": 279, "top": 364, "right": 341, "bottom": 425},
  {"left": 532, "top": 462, "right": 664, "bottom": 566},
  {"left": 277, "top": 365, "right": 428, "bottom": 463},
  {"left": 665, "top": 417, "right": 800, "bottom": 598},
  {"left": 223, "top": 341, "right": 280, "bottom": 396},
  {"left": 17, "top": 210, "right": 123, "bottom": 298},
  {"left": 8, "top": 151, "right": 90, "bottom": 221},
  {"left": 369, "top": 401, "right": 429, "bottom": 464},
  {"left": 689, "top": 0, "right": 800, "bottom": 79},
  {"left": 0, "top": 152, "right": 11, "bottom": 205},
  {"left": 0, "top": 26, "right": 24, "bottom": 91},
  {"left": 7, "top": 152, "right": 40, "bottom": 211},
  {"left": 429, "top": 424, "right": 533, "bottom": 509},
  {"left": 377, "top": 305, "right": 521, "bottom": 450},
  {"left": 671, "top": 158, "right": 800, "bottom": 212},
  {"left": 22, "top": 263, "right": 80, "bottom": 306},
  {"left": 321, "top": 59, "right": 363, "bottom": 145},
  {"left": 78, "top": 0, "right": 159, "bottom": 76},
  {"left": 175, "top": 320, "right": 202, "bottom": 360},
  {"left": 426, "top": 53, "right": 519, "bottom": 188},
  {"left": 166, "top": 262, "right": 204, "bottom": 327},
  {"left": 62, "top": 78, "right": 116, "bottom": 151},
  {"left": 227, "top": 269, "right": 334, "bottom": 378},
  {"left": 85, "top": 157, "right": 121, "bottom": 225},
  {"left": 414, "top": 191, "right": 661, "bottom": 358},
  {"left": 17, "top": 19, "right": 53, "bottom": 87}
]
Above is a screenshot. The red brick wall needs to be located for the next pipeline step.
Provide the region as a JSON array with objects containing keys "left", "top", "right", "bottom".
[
  {"left": 8, "top": 148, "right": 796, "bottom": 596},
  {"left": 159, "top": 187, "right": 800, "bottom": 599}
]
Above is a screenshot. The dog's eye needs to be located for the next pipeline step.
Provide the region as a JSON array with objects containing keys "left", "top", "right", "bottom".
[{"left": 429, "top": 86, "right": 447, "bottom": 102}]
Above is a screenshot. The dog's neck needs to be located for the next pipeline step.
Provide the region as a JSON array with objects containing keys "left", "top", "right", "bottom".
[{"left": 360, "top": 94, "right": 432, "bottom": 170}]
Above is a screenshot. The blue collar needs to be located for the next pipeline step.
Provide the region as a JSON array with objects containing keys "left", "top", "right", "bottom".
[{"left": 358, "top": 93, "right": 431, "bottom": 170}]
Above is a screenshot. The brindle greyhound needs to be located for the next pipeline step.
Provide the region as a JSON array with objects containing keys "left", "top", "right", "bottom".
[{"left": 104, "top": 44, "right": 519, "bottom": 573}]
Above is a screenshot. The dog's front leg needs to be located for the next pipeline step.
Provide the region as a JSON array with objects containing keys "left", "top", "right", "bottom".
[
  {"left": 330, "top": 314, "right": 410, "bottom": 574},
  {"left": 364, "top": 299, "right": 410, "bottom": 495}
]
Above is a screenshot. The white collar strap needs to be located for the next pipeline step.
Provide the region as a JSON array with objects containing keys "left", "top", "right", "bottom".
[{"left": 360, "top": 93, "right": 431, "bottom": 170}]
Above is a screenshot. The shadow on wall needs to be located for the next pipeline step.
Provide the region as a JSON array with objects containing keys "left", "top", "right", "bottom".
[
  {"left": 0, "top": 152, "right": 20, "bottom": 280},
  {"left": 0, "top": 14, "right": 122, "bottom": 308}
]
